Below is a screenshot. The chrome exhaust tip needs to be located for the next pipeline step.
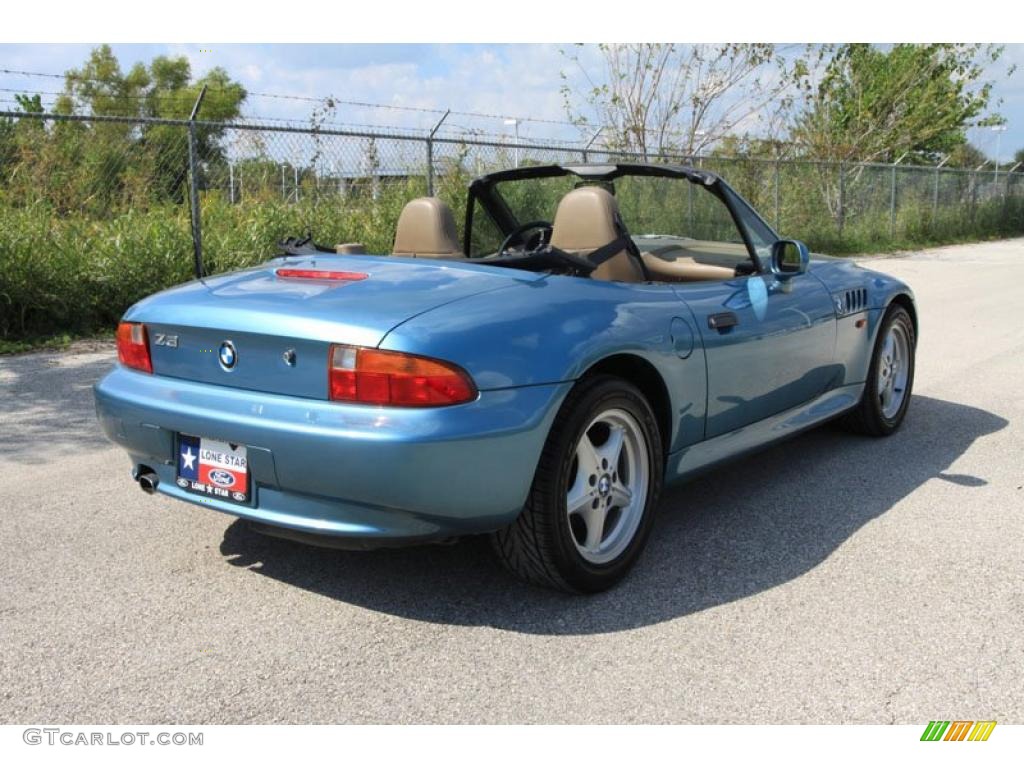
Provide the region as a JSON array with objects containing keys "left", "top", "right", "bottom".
[{"left": 138, "top": 471, "right": 159, "bottom": 494}]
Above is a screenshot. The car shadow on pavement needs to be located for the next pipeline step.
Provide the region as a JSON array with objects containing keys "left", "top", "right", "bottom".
[{"left": 219, "top": 394, "right": 1007, "bottom": 635}]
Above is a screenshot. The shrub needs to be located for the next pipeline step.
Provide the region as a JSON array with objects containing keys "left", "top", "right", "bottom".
[{"left": 1, "top": 172, "right": 1022, "bottom": 344}]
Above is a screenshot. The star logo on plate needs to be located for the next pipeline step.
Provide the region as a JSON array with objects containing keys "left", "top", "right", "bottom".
[{"left": 181, "top": 446, "right": 196, "bottom": 470}]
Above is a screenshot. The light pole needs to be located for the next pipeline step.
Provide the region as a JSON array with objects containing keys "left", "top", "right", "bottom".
[
  {"left": 992, "top": 124, "right": 1007, "bottom": 182},
  {"left": 504, "top": 118, "right": 520, "bottom": 168}
]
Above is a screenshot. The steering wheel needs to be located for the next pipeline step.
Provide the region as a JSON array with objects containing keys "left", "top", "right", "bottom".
[{"left": 497, "top": 220, "right": 553, "bottom": 255}]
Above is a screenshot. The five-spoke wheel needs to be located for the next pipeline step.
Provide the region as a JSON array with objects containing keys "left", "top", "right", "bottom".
[
  {"left": 491, "top": 375, "right": 663, "bottom": 593},
  {"left": 877, "top": 321, "right": 910, "bottom": 419},
  {"left": 565, "top": 409, "right": 649, "bottom": 565},
  {"left": 842, "top": 303, "right": 916, "bottom": 436}
]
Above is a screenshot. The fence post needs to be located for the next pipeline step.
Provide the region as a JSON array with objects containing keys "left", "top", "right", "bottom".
[
  {"left": 889, "top": 153, "right": 907, "bottom": 240},
  {"left": 1014, "top": 174, "right": 1019, "bottom": 225},
  {"left": 426, "top": 139, "right": 433, "bottom": 195},
  {"left": 336, "top": 162, "right": 346, "bottom": 199},
  {"left": 426, "top": 109, "right": 450, "bottom": 197},
  {"left": 774, "top": 159, "right": 781, "bottom": 231},
  {"left": 932, "top": 162, "right": 944, "bottom": 223},
  {"left": 1001, "top": 166, "right": 1013, "bottom": 199},
  {"left": 970, "top": 170, "right": 978, "bottom": 224},
  {"left": 970, "top": 161, "right": 989, "bottom": 225},
  {"left": 687, "top": 181, "right": 694, "bottom": 234},
  {"left": 890, "top": 164, "right": 897, "bottom": 239},
  {"left": 837, "top": 162, "right": 845, "bottom": 242},
  {"left": 186, "top": 85, "right": 207, "bottom": 280},
  {"left": 1009, "top": 165, "right": 1022, "bottom": 228},
  {"left": 1007, "top": 162, "right": 1022, "bottom": 204},
  {"left": 582, "top": 128, "right": 603, "bottom": 164}
]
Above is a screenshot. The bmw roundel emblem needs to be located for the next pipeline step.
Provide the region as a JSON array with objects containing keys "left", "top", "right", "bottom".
[{"left": 218, "top": 341, "right": 237, "bottom": 370}]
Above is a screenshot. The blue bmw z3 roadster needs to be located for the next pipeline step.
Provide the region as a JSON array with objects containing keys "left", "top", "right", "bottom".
[{"left": 95, "top": 163, "right": 917, "bottom": 592}]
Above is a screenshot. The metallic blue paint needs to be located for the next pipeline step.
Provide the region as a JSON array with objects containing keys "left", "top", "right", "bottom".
[
  {"left": 380, "top": 273, "right": 709, "bottom": 451},
  {"left": 125, "top": 253, "right": 541, "bottom": 348},
  {"left": 94, "top": 221, "right": 915, "bottom": 546},
  {"left": 96, "top": 365, "right": 572, "bottom": 535},
  {"left": 674, "top": 271, "right": 837, "bottom": 438},
  {"left": 668, "top": 383, "right": 865, "bottom": 481}
]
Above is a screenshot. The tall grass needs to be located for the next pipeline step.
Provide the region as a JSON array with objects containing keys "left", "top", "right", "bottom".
[
  {"left": 0, "top": 181, "right": 423, "bottom": 340},
  {"left": 1, "top": 178, "right": 1022, "bottom": 344}
]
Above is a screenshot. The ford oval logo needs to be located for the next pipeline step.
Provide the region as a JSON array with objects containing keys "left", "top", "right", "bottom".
[
  {"left": 210, "top": 469, "right": 235, "bottom": 487},
  {"left": 218, "top": 341, "right": 237, "bottom": 370}
]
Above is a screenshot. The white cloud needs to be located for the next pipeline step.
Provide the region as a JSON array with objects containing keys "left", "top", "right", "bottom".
[{"left": 2, "top": 43, "right": 1023, "bottom": 159}]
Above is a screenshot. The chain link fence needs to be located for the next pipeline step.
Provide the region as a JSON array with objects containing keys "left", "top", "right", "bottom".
[{"left": 1, "top": 109, "right": 1023, "bottom": 340}]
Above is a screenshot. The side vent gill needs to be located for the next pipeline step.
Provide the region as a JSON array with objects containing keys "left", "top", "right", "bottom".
[{"left": 843, "top": 288, "right": 868, "bottom": 315}]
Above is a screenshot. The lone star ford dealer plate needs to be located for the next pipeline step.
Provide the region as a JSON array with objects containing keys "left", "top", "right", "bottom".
[{"left": 176, "top": 434, "right": 250, "bottom": 504}]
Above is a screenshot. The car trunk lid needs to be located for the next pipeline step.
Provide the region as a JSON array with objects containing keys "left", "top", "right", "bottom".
[{"left": 128, "top": 254, "right": 534, "bottom": 399}]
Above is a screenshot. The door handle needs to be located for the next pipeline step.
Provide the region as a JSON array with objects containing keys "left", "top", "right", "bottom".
[{"left": 708, "top": 312, "right": 739, "bottom": 331}]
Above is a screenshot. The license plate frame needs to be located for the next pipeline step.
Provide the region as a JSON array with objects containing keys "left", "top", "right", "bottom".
[{"left": 175, "top": 434, "right": 251, "bottom": 504}]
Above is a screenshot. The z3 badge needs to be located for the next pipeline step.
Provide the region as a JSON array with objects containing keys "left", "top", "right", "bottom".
[{"left": 153, "top": 333, "right": 179, "bottom": 348}]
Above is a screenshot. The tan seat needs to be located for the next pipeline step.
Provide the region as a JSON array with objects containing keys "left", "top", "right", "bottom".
[
  {"left": 392, "top": 197, "right": 464, "bottom": 258},
  {"left": 638, "top": 241, "right": 750, "bottom": 282},
  {"left": 549, "top": 187, "right": 644, "bottom": 283}
]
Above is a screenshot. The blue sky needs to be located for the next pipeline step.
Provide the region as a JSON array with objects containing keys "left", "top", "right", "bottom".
[{"left": 2, "top": 43, "right": 1022, "bottom": 162}]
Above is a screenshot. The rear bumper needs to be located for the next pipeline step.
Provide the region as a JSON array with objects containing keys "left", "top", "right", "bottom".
[{"left": 94, "top": 366, "right": 569, "bottom": 542}]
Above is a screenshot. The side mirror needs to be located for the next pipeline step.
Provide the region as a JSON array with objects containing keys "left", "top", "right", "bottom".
[{"left": 770, "top": 239, "right": 810, "bottom": 280}]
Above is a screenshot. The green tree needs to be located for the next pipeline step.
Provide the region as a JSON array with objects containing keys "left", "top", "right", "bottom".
[
  {"left": 56, "top": 45, "right": 246, "bottom": 123},
  {"left": 0, "top": 96, "right": 45, "bottom": 178},
  {"left": 791, "top": 44, "right": 1009, "bottom": 224},
  {"left": 46, "top": 45, "right": 247, "bottom": 207},
  {"left": 14, "top": 94, "right": 44, "bottom": 114},
  {"left": 711, "top": 135, "right": 790, "bottom": 159},
  {"left": 792, "top": 44, "right": 1008, "bottom": 165},
  {"left": 946, "top": 142, "right": 990, "bottom": 170}
]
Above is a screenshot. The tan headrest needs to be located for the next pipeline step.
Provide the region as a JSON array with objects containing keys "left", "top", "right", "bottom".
[
  {"left": 549, "top": 186, "right": 644, "bottom": 283},
  {"left": 392, "top": 197, "right": 462, "bottom": 257},
  {"left": 550, "top": 186, "right": 622, "bottom": 252}
]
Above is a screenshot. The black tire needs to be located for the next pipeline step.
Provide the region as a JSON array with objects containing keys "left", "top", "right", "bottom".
[
  {"left": 841, "top": 303, "right": 916, "bottom": 436},
  {"left": 490, "top": 375, "right": 664, "bottom": 593}
]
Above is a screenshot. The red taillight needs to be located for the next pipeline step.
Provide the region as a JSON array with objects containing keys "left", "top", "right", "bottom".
[
  {"left": 329, "top": 345, "right": 476, "bottom": 407},
  {"left": 276, "top": 269, "right": 368, "bottom": 282},
  {"left": 116, "top": 322, "right": 152, "bottom": 373}
]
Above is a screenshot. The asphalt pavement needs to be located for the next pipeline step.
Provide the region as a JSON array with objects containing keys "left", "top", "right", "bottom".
[{"left": 1, "top": 239, "right": 1021, "bottom": 724}]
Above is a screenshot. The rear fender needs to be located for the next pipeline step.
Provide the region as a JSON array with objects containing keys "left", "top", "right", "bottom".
[{"left": 381, "top": 275, "right": 708, "bottom": 453}]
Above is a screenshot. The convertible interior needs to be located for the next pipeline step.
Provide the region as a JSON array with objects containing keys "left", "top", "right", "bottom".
[{"left": 384, "top": 163, "right": 775, "bottom": 284}]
